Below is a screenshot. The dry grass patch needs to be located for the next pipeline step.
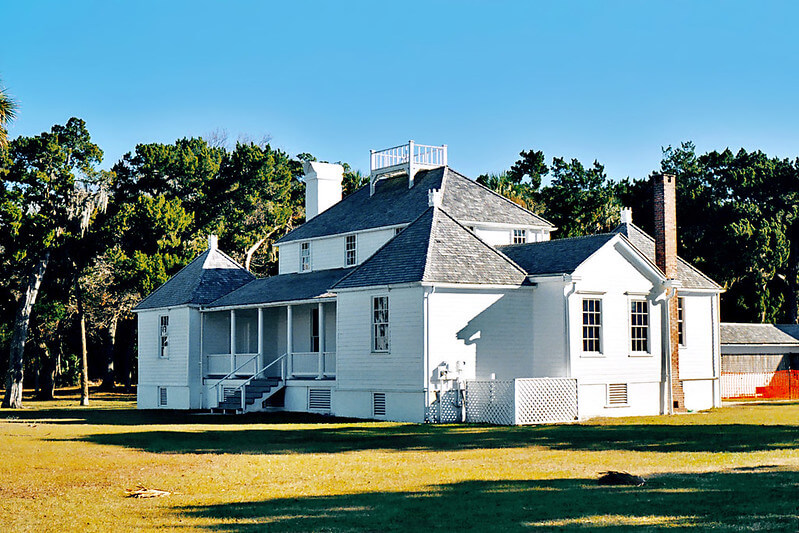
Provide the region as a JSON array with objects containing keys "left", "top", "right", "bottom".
[{"left": 1, "top": 390, "right": 798, "bottom": 531}]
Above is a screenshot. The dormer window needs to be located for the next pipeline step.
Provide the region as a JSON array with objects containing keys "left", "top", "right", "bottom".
[
  {"left": 300, "top": 242, "right": 311, "bottom": 272},
  {"left": 346, "top": 235, "right": 357, "bottom": 266},
  {"left": 513, "top": 229, "right": 527, "bottom": 244}
]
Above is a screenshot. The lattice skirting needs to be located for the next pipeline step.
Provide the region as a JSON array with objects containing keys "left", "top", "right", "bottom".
[
  {"left": 425, "top": 389, "right": 463, "bottom": 423},
  {"left": 465, "top": 378, "right": 578, "bottom": 425}
]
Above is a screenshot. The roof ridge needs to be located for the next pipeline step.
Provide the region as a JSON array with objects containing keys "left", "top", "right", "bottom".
[
  {"left": 616, "top": 222, "right": 721, "bottom": 289},
  {"left": 134, "top": 249, "right": 210, "bottom": 309},
  {"left": 433, "top": 207, "right": 528, "bottom": 277},
  {"left": 499, "top": 232, "right": 616, "bottom": 249},
  {"left": 446, "top": 168, "right": 556, "bottom": 229},
  {"left": 331, "top": 206, "right": 435, "bottom": 289}
]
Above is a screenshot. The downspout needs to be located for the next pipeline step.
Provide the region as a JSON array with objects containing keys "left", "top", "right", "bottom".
[
  {"left": 423, "top": 285, "right": 436, "bottom": 421},
  {"left": 711, "top": 293, "right": 721, "bottom": 407},
  {"left": 563, "top": 275, "right": 577, "bottom": 378},
  {"left": 660, "top": 282, "right": 679, "bottom": 415},
  {"left": 199, "top": 310, "right": 204, "bottom": 408}
]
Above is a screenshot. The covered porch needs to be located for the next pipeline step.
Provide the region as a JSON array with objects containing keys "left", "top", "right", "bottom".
[{"left": 201, "top": 299, "right": 337, "bottom": 381}]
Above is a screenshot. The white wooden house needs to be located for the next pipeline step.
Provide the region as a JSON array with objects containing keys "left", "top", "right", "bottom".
[{"left": 134, "top": 142, "right": 722, "bottom": 422}]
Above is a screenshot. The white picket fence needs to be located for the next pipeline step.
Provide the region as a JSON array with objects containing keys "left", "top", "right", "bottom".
[{"left": 465, "top": 378, "right": 579, "bottom": 425}]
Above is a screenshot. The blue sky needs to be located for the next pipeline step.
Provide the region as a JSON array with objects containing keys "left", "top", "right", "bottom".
[{"left": 3, "top": 1, "right": 799, "bottom": 182}]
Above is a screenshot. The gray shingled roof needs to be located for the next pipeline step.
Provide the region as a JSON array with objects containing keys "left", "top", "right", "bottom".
[
  {"left": 721, "top": 323, "right": 799, "bottom": 345},
  {"left": 134, "top": 248, "right": 255, "bottom": 311},
  {"left": 498, "top": 234, "right": 617, "bottom": 276},
  {"left": 276, "top": 167, "right": 554, "bottom": 244},
  {"left": 205, "top": 267, "right": 354, "bottom": 308},
  {"left": 333, "top": 207, "right": 529, "bottom": 290},
  {"left": 614, "top": 222, "right": 721, "bottom": 290}
]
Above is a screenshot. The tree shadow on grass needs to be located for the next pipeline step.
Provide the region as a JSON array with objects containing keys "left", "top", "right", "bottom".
[
  {"left": 3, "top": 406, "right": 350, "bottom": 427},
  {"left": 68, "top": 420, "right": 799, "bottom": 455},
  {"left": 173, "top": 467, "right": 799, "bottom": 532}
]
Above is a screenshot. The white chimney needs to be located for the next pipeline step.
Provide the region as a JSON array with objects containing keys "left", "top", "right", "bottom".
[
  {"left": 208, "top": 234, "right": 218, "bottom": 250},
  {"left": 620, "top": 207, "right": 633, "bottom": 225},
  {"left": 303, "top": 161, "right": 344, "bottom": 220}
]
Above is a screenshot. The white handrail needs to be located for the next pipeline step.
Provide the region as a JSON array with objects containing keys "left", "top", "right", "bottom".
[
  {"left": 235, "top": 353, "right": 288, "bottom": 411},
  {"left": 370, "top": 142, "right": 446, "bottom": 172}
]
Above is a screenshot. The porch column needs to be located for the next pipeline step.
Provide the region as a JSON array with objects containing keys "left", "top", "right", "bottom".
[
  {"left": 286, "top": 305, "right": 293, "bottom": 378},
  {"left": 229, "top": 310, "right": 237, "bottom": 374},
  {"left": 257, "top": 307, "right": 264, "bottom": 374},
  {"left": 317, "top": 302, "right": 325, "bottom": 379}
]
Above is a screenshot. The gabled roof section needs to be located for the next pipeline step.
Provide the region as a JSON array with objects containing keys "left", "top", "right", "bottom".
[
  {"left": 205, "top": 267, "right": 354, "bottom": 308},
  {"left": 498, "top": 233, "right": 617, "bottom": 276},
  {"left": 721, "top": 323, "right": 799, "bottom": 346},
  {"left": 613, "top": 222, "right": 721, "bottom": 290},
  {"left": 332, "top": 207, "right": 529, "bottom": 290},
  {"left": 134, "top": 248, "right": 255, "bottom": 311},
  {"left": 277, "top": 167, "right": 554, "bottom": 244}
]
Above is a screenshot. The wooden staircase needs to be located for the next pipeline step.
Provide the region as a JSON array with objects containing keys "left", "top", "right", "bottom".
[{"left": 215, "top": 377, "right": 284, "bottom": 413}]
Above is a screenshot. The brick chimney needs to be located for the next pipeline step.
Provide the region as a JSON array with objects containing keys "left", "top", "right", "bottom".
[{"left": 652, "top": 172, "right": 684, "bottom": 412}]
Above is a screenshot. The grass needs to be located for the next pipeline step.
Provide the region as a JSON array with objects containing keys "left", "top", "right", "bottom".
[{"left": 1, "top": 388, "right": 798, "bottom": 532}]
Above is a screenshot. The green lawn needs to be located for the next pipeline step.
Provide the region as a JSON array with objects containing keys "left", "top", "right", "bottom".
[{"left": 1, "top": 389, "right": 798, "bottom": 532}]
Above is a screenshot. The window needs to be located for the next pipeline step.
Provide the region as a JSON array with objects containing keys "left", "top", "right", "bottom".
[
  {"left": 395, "top": 227, "right": 403, "bottom": 236},
  {"left": 513, "top": 229, "right": 527, "bottom": 244},
  {"left": 630, "top": 300, "right": 649, "bottom": 352},
  {"left": 158, "top": 386, "right": 168, "bottom": 406},
  {"left": 159, "top": 316, "right": 169, "bottom": 358},
  {"left": 300, "top": 242, "right": 311, "bottom": 271},
  {"left": 345, "top": 235, "right": 357, "bottom": 266},
  {"left": 582, "top": 299, "right": 602, "bottom": 352},
  {"left": 310, "top": 308, "right": 320, "bottom": 352},
  {"left": 373, "top": 392, "right": 386, "bottom": 417},
  {"left": 372, "top": 296, "right": 389, "bottom": 352},
  {"left": 677, "top": 296, "right": 685, "bottom": 346},
  {"left": 607, "top": 383, "right": 628, "bottom": 406}
]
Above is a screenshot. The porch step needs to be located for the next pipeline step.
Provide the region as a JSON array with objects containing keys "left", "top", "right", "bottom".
[{"left": 216, "top": 378, "right": 284, "bottom": 412}]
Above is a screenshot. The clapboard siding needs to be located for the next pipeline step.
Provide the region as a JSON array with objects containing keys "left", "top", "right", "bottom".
[
  {"left": 137, "top": 307, "right": 195, "bottom": 409},
  {"left": 278, "top": 229, "right": 396, "bottom": 274},
  {"left": 678, "top": 294, "right": 715, "bottom": 378},
  {"left": 336, "top": 287, "right": 424, "bottom": 391},
  {"left": 530, "top": 279, "right": 569, "bottom": 377},
  {"left": 570, "top": 243, "right": 663, "bottom": 386},
  {"left": 278, "top": 242, "right": 300, "bottom": 274},
  {"left": 427, "top": 288, "right": 535, "bottom": 383}
]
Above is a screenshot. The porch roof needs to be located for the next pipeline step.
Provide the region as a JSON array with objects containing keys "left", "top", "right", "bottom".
[
  {"left": 721, "top": 323, "right": 799, "bottom": 346},
  {"left": 203, "top": 267, "right": 354, "bottom": 309}
]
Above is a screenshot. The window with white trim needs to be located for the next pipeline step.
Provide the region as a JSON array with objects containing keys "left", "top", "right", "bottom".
[
  {"left": 677, "top": 296, "right": 685, "bottom": 346},
  {"left": 582, "top": 299, "right": 602, "bottom": 352},
  {"left": 395, "top": 227, "right": 403, "bottom": 236},
  {"left": 159, "top": 316, "right": 169, "bottom": 358},
  {"left": 512, "top": 229, "right": 527, "bottom": 244},
  {"left": 372, "top": 296, "right": 389, "bottom": 352},
  {"left": 300, "top": 242, "right": 311, "bottom": 272},
  {"left": 345, "top": 235, "right": 357, "bottom": 266},
  {"left": 630, "top": 300, "right": 649, "bottom": 352},
  {"left": 607, "top": 383, "right": 628, "bottom": 405}
]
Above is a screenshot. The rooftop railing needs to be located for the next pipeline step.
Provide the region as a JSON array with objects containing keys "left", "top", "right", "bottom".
[
  {"left": 370, "top": 141, "right": 447, "bottom": 194},
  {"left": 370, "top": 141, "right": 447, "bottom": 173}
]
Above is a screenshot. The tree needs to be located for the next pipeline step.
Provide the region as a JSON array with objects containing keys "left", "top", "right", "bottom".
[
  {"left": 0, "top": 80, "right": 16, "bottom": 147},
  {"left": 1, "top": 118, "right": 107, "bottom": 408}
]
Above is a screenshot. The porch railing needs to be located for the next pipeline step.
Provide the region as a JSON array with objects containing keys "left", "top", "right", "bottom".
[
  {"left": 289, "top": 351, "right": 336, "bottom": 379},
  {"left": 206, "top": 352, "right": 259, "bottom": 375}
]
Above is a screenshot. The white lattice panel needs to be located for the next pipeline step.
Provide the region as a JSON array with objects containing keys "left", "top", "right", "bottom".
[
  {"left": 465, "top": 381, "right": 515, "bottom": 425},
  {"left": 514, "top": 378, "right": 578, "bottom": 424}
]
